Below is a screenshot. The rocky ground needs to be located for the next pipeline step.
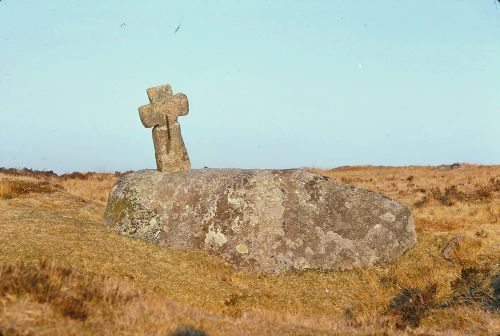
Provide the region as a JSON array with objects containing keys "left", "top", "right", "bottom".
[{"left": 0, "top": 164, "right": 498, "bottom": 335}]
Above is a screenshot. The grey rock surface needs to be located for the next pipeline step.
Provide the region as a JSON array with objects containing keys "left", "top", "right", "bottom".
[{"left": 104, "top": 169, "right": 416, "bottom": 274}]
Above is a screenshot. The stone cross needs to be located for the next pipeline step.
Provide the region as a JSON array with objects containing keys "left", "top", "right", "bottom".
[{"left": 138, "top": 84, "right": 191, "bottom": 172}]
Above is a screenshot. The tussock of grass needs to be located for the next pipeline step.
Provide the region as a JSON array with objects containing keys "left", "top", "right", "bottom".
[
  {"left": 0, "top": 169, "right": 118, "bottom": 205},
  {"left": 0, "top": 180, "right": 61, "bottom": 199},
  {"left": 0, "top": 260, "right": 138, "bottom": 321},
  {"left": 0, "top": 164, "right": 499, "bottom": 335}
]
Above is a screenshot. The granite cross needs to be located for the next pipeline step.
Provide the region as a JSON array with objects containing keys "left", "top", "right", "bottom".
[{"left": 138, "top": 84, "right": 191, "bottom": 172}]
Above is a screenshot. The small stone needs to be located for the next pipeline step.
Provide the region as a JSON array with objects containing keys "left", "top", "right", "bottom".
[{"left": 441, "top": 235, "right": 464, "bottom": 261}]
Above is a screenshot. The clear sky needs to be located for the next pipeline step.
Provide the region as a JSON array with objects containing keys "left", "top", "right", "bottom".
[{"left": 1, "top": 1, "right": 499, "bottom": 173}]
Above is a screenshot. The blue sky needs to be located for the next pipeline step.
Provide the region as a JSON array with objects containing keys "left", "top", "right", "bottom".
[{"left": 0, "top": 1, "right": 499, "bottom": 173}]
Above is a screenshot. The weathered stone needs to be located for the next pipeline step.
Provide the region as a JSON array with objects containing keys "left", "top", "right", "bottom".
[
  {"left": 441, "top": 235, "right": 464, "bottom": 262},
  {"left": 104, "top": 169, "right": 416, "bottom": 274},
  {"left": 138, "top": 84, "right": 190, "bottom": 172}
]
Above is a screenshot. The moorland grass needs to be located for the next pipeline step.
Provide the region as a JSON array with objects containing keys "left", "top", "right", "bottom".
[{"left": 0, "top": 164, "right": 498, "bottom": 335}]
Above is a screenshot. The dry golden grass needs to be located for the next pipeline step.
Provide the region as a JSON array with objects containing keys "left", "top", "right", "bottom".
[
  {"left": 53, "top": 172, "right": 118, "bottom": 205},
  {"left": 0, "top": 164, "right": 498, "bottom": 335}
]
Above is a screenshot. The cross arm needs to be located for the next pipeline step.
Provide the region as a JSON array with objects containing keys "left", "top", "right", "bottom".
[{"left": 138, "top": 104, "right": 166, "bottom": 128}]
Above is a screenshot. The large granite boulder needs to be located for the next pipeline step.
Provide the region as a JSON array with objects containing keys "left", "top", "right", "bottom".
[{"left": 104, "top": 169, "right": 416, "bottom": 274}]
